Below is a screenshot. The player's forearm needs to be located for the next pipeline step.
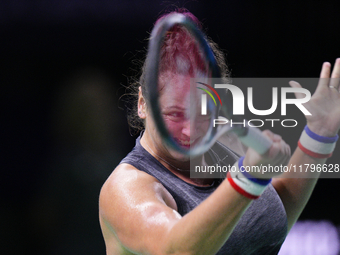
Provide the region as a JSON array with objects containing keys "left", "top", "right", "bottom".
[
  {"left": 161, "top": 181, "right": 252, "bottom": 255},
  {"left": 272, "top": 147, "right": 324, "bottom": 231}
]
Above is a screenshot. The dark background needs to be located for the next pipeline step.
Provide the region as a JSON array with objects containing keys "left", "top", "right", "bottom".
[{"left": 2, "top": 0, "right": 340, "bottom": 254}]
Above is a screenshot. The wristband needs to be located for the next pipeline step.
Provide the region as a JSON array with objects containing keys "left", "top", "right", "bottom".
[
  {"left": 227, "top": 157, "right": 271, "bottom": 200},
  {"left": 298, "top": 125, "right": 338, "bottom": 158}
]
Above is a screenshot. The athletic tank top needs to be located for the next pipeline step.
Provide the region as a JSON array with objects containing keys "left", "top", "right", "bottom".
[{"left": 120, "top": 134, "right": 287, "bottom": 254}]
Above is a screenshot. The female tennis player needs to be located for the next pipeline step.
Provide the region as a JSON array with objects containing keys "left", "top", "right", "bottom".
[{"left": 99, "top": 10, "right": 340, "bottom": 255}]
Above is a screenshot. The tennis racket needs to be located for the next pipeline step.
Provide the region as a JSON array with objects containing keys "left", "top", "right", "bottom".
[{"left": 144, "top": 13, "right": 272, "bottom": 157}]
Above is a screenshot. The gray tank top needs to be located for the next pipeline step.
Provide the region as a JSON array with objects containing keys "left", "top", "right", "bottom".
[{"left": 120, "top": 135, "right": 287, "bottom": 254}]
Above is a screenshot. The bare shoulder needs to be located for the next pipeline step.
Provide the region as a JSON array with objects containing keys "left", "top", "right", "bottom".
[
  {"left": 99, "top": 163, "right": 179, "bottom": 254},
  {"left": 100, "top": 163, "right": 177, "bottom": 211}
]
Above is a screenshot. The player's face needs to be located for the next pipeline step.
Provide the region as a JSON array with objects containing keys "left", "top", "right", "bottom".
[{"left": 155, "top": 73, "right": 210, "bottom": 160}]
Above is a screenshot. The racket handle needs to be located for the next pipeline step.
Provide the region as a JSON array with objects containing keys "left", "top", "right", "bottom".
[{"left": 238, "top": 127, "right": 272, "bottom": 155}]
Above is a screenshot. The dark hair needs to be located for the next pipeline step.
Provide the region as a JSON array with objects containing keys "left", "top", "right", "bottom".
[{"left": 125, "top": 9, "right": 230, "bottom": 134}]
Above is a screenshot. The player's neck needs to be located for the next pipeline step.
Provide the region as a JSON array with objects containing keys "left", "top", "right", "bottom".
[{"left": 140, "top": 131, "right": 214, "bottom": 186}]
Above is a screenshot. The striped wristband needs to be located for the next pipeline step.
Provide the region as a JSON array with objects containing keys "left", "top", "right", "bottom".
[
  {"left": 227, "top": 157, "right": 271, "bottom": 200},
  {"left": 298, "top": 125, "right": 338, "bottom": 158}
]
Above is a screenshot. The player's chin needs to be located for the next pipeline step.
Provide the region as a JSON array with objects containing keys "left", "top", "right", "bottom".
[{"left": 167, "top": 148, "right": 191, "bottom": 162}]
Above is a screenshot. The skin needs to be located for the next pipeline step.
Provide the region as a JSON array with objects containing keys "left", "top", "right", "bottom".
[
  {"left": 272, "top": 59, "right": 340, "bottom": 231},
  {"left": 99, "top": 58, "right": 340, "bottom": 254},
  {"left": 144, "top": 74, "right": 210, "bottom": 166}
]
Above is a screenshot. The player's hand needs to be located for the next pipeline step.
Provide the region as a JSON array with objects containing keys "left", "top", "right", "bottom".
[
  {"left": 243, "top": 130, "right": 291, "bottom": 179},
  {"left": 289, "top": 58, "right": 340, "bottom": 137}
]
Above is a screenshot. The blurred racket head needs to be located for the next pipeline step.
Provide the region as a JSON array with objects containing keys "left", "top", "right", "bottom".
[{"left": 144, "top": 13, "right": 224, "bottom": 156}]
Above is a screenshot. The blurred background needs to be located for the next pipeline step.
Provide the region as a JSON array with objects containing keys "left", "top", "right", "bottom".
[{"left": 1, "top": 0, "right": 340, "bottom": 254}]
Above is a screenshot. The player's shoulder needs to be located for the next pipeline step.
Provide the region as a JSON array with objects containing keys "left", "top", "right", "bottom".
[
  {"left": 99, "top": 163, "right": 177, "bottom": 211},
  {"left": 105, "top": 163, "right": 158, "bottom": 187},
  {"left": 98, "top": 164, "right": 165, "bottom": 255},
  {"left": 99, "top": 164, "right": 179, "bottom": 254},
  {"left": 100, "top": 163, "right": 155, "bottom": 200}
]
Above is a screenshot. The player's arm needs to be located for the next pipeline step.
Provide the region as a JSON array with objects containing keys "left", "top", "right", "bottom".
[
  {"left": 272, "top": 58, "right": 340, "bottom": 231},
  {"left": 99, "top": 163, "right": 253, "bottom": 255},
  {"left": 272, "top": 150, "right": 324, "bottom": 231}
]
